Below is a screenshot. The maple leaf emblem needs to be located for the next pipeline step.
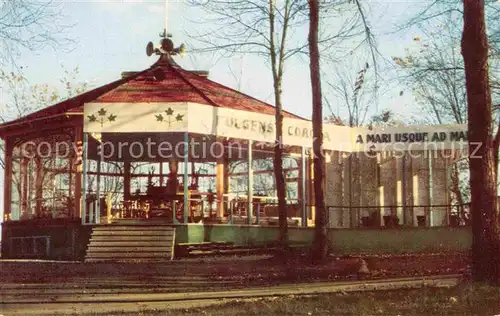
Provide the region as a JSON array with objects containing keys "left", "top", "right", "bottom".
[
  {"left": 87, "top": 108, "right": 117, "bottom": 127},
  {"left": 97, "top": 108, "right": 107, "bottom": 116},
  {"left": 165, "top": 107, "right": 174, "bottom": 116},
  {"left": 155, "top": 107, "right": 184, "bottom": 127}
]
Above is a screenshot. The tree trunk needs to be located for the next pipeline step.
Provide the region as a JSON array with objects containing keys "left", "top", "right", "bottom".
[
  {"left": 274, "top": 88, "right": 288, "bottom": 248},
  {"left": 461, "top": 0, "right": 500, "bottom": 284},
  {"left": 268, "top": 0, "right": 288, "bottom": 249},
  {"left": 308, "top": 0, "right": 328, "bottom": 262}
]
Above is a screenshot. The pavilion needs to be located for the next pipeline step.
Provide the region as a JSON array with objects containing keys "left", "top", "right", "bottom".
[{"left": 0, "top": 34, "right": 470, "bottom": 260}]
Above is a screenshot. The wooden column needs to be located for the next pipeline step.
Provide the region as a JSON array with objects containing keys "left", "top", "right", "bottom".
[
  {"left": 216, "top": 157, "right": 225, "bottom": 218},
  {"left": 216, "top": 138, "right": 229, "bottom": 218},
  {"left": 95, "top": 156, "right": 101, "bottom": 224},
  {"left": 247, "top": 140, "right": 253, "bottom": 225},
  {"left": 299, "top": 146, "right": 307, "bottom": 227},
  {"left": 308, "top": 150, "right": 315, "bottom": 225},
  {"left": 3, "top": 138, "right": 12, "bottom": 221},
  {"left": 183, "top": 132, "right": 189, "bottom": 224},
  {"left": 35, "top": 156, "right": 43, "bottom": 217},
  {"left": 81, "top": 133, "right": 88, "bottom": 225},
  {"left": 74, "top": 127, "right": 82, "bottom": 219},
  {"left": 21, "top": 157, "right": 28, "bottom": 219},
  {"left": 123, "top": 161, "right": 131, "bottom": 201}
]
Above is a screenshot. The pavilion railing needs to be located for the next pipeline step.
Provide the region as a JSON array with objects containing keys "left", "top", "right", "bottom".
[{"left": 326, "top": 203, "right": 470, "bottom": 229}]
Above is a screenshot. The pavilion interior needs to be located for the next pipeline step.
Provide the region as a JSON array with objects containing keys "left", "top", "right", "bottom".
[
  {"left": 5, "top": 128, "right": 469, "bottom": 228},
  {"left": 7, "top": 131, "right": 306, "bottom": 226}
]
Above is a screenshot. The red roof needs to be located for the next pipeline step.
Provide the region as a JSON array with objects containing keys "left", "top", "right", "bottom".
[
  {"left": 96, "top": 55, "right": 302, "bottom": 118},
  {"left": 0, "top": 55, "right": 303, "bottom": 135}
]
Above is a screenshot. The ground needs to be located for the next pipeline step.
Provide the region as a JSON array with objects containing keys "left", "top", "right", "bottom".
[
  {"left": 1, "top": 252, "right": 469, "bottom": 287},
  {"left": 1, "top": 252, "right": 484, "bottom": 315},
  {"left": 96, "top": 284, "right": 500, "bottom": 316}
]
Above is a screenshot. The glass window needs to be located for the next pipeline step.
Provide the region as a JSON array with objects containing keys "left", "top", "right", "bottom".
[
  {"left": 131, "top": 162, "right": 160, "bottom": 175},
  {"left": 9, "top": 133, "right": 75, "bottom": 220}
]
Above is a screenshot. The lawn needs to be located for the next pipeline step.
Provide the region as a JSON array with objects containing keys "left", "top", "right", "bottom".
[{"left": 109, "top": 283, "right": 499, "bottom": 316}]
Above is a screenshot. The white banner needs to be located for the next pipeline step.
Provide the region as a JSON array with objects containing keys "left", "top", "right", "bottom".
[
  {"left": 84, "top": 102, "right": 468, "bottom": 152},
  {"left": 84, "top": 102, "right": 188, "bottom": 133},
  {"left": 351, "top": 125, "right": 468, "bottom": 152}
]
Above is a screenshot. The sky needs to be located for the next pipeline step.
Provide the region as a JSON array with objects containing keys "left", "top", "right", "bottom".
[
  {"left": 0, "top": 0, "right": 427, "bottom": 224},
  {"left": 10, "top": 0, "right": 422, "bottom": 119}
]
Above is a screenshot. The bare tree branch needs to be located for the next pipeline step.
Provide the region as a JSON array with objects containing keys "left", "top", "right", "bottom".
[{"left": 0, "top": 1, "right": 74, "bottom": 68}]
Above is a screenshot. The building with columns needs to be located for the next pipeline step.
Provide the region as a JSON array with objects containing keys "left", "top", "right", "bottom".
[{"left": 0, "top": 33, "right": 471, "bottom": 261}]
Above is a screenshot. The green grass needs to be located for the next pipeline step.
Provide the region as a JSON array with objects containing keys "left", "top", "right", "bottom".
[{"left": 105, "top": 283, "right": 499, "bottom": 316}]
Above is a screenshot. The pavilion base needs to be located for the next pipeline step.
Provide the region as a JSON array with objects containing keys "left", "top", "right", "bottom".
[
  {"left": 1, "top": 219, "right": 472, "bottom": 261},
  {"left": 1, "top": 219, "right": 92, "bottom": 261}
]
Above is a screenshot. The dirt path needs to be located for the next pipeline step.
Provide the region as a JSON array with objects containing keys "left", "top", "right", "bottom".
[{"left": 1, "top": 275, "right": 461, "bottom": 315}]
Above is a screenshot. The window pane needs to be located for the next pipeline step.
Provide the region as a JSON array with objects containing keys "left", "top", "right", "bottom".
[{"left": 131, "top": 162, "right": 160, "bottom": 175}]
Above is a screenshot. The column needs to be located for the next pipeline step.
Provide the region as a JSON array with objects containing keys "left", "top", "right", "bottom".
[
  {"left": 215, "top": 157, "right": 225, "bottom": 218},
  {"left": 379, "top": 152, "right": 397, "bottom": 226},
  {"left": 342, "top": 153, "right": 352, "bottom": 227},
  {"left": 396, "top": 154, "right": 403, "bottom": 225},
  {"left": 21, "top": 157, "right": 28, "bottom": 219},
  {"left": 350, "top": 153, "right": 361, "bottom": 227},
  {"left": 95, "top": 156, "right": 101, "bottom": 224},
  {"left": 183, "top": 132, "right": 189, "bottom": 224},
  {"left": 247, "top": 140, "right": 253, "bottom": 225},
  {"left": 402, "top": 153, "right": 414, "bottom": 226},
  {"left": 431, "top": 150, "right": 449, "bottom": 226},
  {"left": 123, "top": 161, "right": 131, "bottom": 201},
  {"left": 81, "top": 133, "right": 88, "bottom": 225},
  {"left": 360, "top": 152, "right": 379, "bottom": 227},
  {"left": 4, "top": 138, "right": 12, "bottom": 221},
  {"left": 412, "top": 151, "right": 430, "bottom": 227},
  {"left": 74, "top": 128, "right": 82, "bottom": 219},
  {"left": 307, "top": 150, "right": 315, "bottom": 226},
  {"left": 300, "top": 146, "right": 307, "bottom": 227},
  {"left": 325, "top": 151, "right": 344, "bottom": 228},
  {"left": 35, "top": 157, "right": 43, "bottom": 217}
]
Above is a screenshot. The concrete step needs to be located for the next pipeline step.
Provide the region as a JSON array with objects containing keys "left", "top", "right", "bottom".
[
  {"left": 92, "top": 225, "right": 174, "bottom": 231},
  {"left": 85, "top": 225, "right": 176, "bottom": 262},
  {"left": 87, "top": 241, "right": 174, "bottom": 247},
  {"left": 85, "top": 252, "right": 172, "bottom": 258},
  {"left": 109, "top": 219, "right": 171, "bottom": 225},
  {"left": 86, "top": 246, "right": 173, "bottom": 253},
  {"left": 90, "top": 235, "right": 175, "bottom": 242},
  {"left": 91, "top": 230, "right": 174, "bottom": 236},
  {"left": 84, "top": 258, "right": 173, "bottom": 262}
]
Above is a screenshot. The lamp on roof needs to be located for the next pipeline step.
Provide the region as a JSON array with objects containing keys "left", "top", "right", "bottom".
[{"left": 146, "top": 29, "right": 186, "bottom": 57}]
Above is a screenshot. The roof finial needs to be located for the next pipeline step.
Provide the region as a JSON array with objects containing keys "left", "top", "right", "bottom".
[
  {"left": 145, "top": 0, "right": 185, "bottom": 58},
  {"left": 165, "top": 0, "right": 169, "bottom": 37}
]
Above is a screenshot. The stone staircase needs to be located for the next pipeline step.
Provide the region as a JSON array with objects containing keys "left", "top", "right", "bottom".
[{"left": 85, "top": 225, "right": 176, "bottom": 262}]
